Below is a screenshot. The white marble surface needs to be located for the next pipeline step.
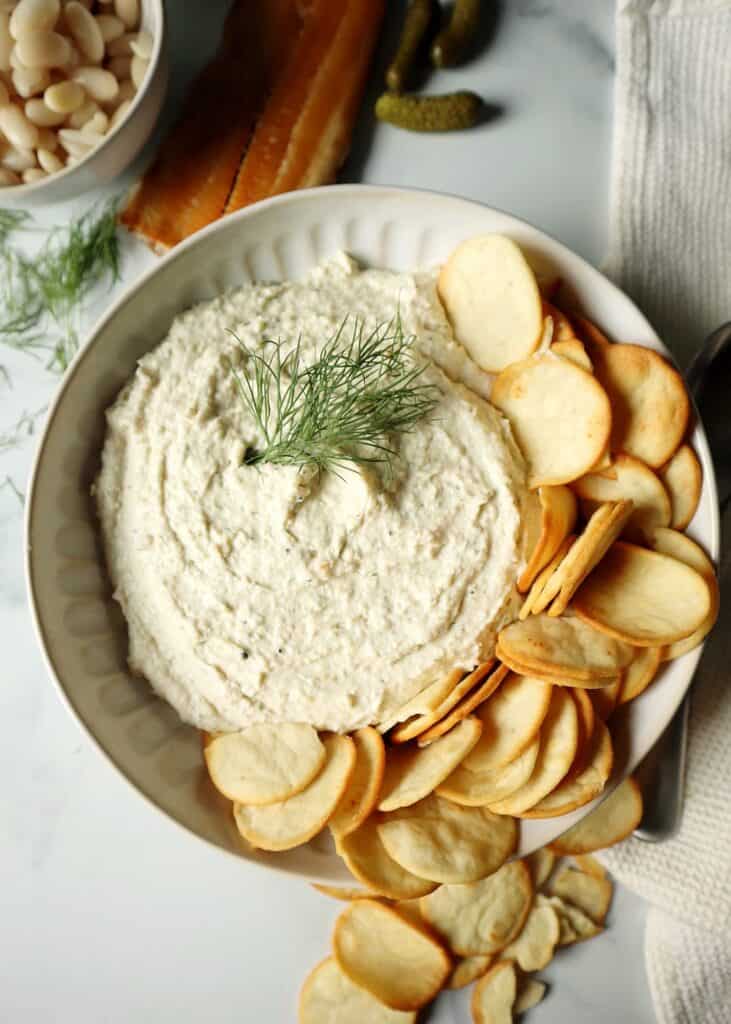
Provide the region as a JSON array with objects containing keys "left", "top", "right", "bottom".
[{"left": 0, "top": 2, "right": 657, "bottom": 1022}]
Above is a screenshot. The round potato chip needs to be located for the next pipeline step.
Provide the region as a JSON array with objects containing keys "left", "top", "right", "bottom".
[
  {"left": 659, "top": 444, "right": 702, "bottom": 530},
  {"left": 584, "top": 339, "right": 690, "bottom": 468},
  {"left": 233, "top": 734, "right": 355, "bottom": 850},
  {"left": 472, "top": 960, "right": 517, "bottom": 1024},
  {"left": 416, "top": 666, "right": 511, "bottom": 747},
  {"left": 518, "top": 485, "right": 578, "bottom": 592},
  {"left": 571, "top": 689, "right": 596, "bottom": 771},
  {"left": 533, "top": 501, "right": 635, "bottom": 617},
  {"left": 462, "top": 674, "right": 553, "bottom": 773},
  {"left": 378, "top": 670, "right": 464, "bottom": 734},
  {"left": 487, "top": 688, "right": 579, "bottom": 815},
  {"left": 494, "top": 651, "right": 620, "bottom": 690},
  {"left": 661, "top": 575, "right": 720, "bottom": 660},
  {"left": 378, "top": 793, "right": 518, "bottom": 885},
  {"left": 587, "top": 677, "right": 622, "bottom": 719},
  {"left": 421, "top": 860, "right": 533, "bottom": 956},
  {"left": 617, "top": 645, "right": 662, "bottom": 705},
  {"left": 491, "top": 353, "right": 612, "bottom": 487},
  {"left": 515, "top": 978, "right": 547, "bottom": 1014},
  {"left": 501, "top": 898, "right": 560, "bottom": 970},
  {"left": 525, "top": 847, "right": 556, "bottom": 888},
  {"left": 437, "top": 736, "right": 540, "bottom": 807},
  {"left": 447, "top": 954, "right": 493, "bottom": 990},
  {"left": 573, "top": 541, "right": 712, "bottom": 646},
  {"left": 378, "top": 716, "right": 482, "bottom": 812},
  {"left": 572, "top": 853, "right": 607, "bottom": 878},
  {"left": 391, "top": 663, "right": 493, "bottom": 744},
  {"left": 546, "top": 865, "right": 613, "bottom": 924},
  {"left": 539, "top": 893, "right": 603, "bottom": 946},
  {"left": 552, "top": 338, "right": 593, "bottom": 373},
  {"left": 573, "top": 454, "right": 671, "bottom": 541},
  {"left": 329, "top": 727, "right": 385, "bottom": 838},
  {"left": 205, "top": 723, "right": 325, "bottom": 806},
  {"left": 299, "top": 957, "right": 416, "bottom": 1024},
  {"left": 645, "top": 527, "right": 714, "bottom": 580},
  {"left": 521, "top": 719, "right": 613, "bottom": 818},
  {"left": 333, "top": 899, "right": 451, "bottom": 1011},
  {"left": 438, "top": 235, "right": 543, "bottom": 373},
  {"left": 571, "top": 313, "right": 612, "bottom": 348},
  {"left": 544, "top": 301, "right": 577, "bottom": 345},
  {"left": 311, "top": 884, "right": 370, "bottom": 902},
  {"left": 497, "top": 614, "right": 634, "bottom": 681},
  {"left": 335, "top": 816, "right": 437, "bottom": 900},
  {"left": 549, "top": 776, "right": 643, "bottom": 854}
]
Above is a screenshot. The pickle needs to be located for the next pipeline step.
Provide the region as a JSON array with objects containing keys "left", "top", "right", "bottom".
[
  {"left": 375, "top": 91, "right": 483, "bottom": 133},
  {"left": 386, "top": 0, "right": 439, "bottom": 93},
  {"left": 431, "top": 0, "right": 482, "bottom": 68}
]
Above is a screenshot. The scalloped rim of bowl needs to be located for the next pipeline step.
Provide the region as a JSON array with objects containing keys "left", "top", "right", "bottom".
[
  {"left": 2, "top": 0, "right": 166, "bottom": 201},
  {"left": 24, "top": 185, "right": 721, "bottom": 879}
]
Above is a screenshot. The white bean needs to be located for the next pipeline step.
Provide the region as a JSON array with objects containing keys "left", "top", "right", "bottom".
[
  {"left": 25, "top": 96, "right": 65, "bottom": 125},
  {"left": 95, "top": 13, "right": 123, "bottom": 43},
  {"left": 107, "top": 31, "right": 132, "bottom": 56},
  {"left": 129, "top": 53, "right": 146, "bottom": 89},
  {"left": 67, "top": 96, "right": 97, "bottom": 126},
  {"left": 116, "top": 76, "right": 134, "bottom": 102},
  {"left": 9, "top": 0, "right": 60, "bottom": 40},
  {"left": 72, "top": 65, "right": 117, "bottom": 102},
  {"left": 58, "top": 124, "right": 100, "bottom": 153},
  {"left": 22, "top": 166, "right": 46, "bottom": 182},
  {"left": 12, "top": 64, "right": 49, "bottom": 97},
  {"left": 114, "top": 0, "right": 138, "bottom": 31},
  {"left": 9, "top": 46, "right": 24, "bottom": 69},
  {"left": 0, "top": 102, "right": 39, "bottom": 147},
  {"left": 85, "top": 108, "right": 107, "bottom": 133},
  {"left": 107, "top": 54, "right": 129, "bottom": 80},
  {"left": 44, "top": 78, "right": 84, "bottom": 112},
  {"left": 129, "top": 30, "right": 151, "bottom": 60},
  {"left": 2, "top": 144, "right": 36, "bottom": 170},
  {"left": 37, "top": 145, "right": 62, "bottom": 172},
  {"left": 65, "top": 2, "right": 103, "bottom": 63},
  {"left": 0, "top": 166, "right": 20, "bottom": 184},
  {"left": 108, "top": 96, "right": 129, "bottom": 131},
  {"left": 15, "top": 31, "right": 71, "bottom": 69},
  {"left": 0, "top": 13, "right": 12, "bottom": 72},
  {"left": 35, "top": 125, "right": 56, "bottom": 148}
]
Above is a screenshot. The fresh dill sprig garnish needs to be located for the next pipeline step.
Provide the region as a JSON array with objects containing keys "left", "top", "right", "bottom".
[
  {"left": 0, "top": 197, "right": 121, "bottom": 373},
  {"left": 0, "top": 405, "right": 47, "bottom": 453},
  {"left": 0, "top": 208, "right": 31, "bottom": 247},
  {"left": 0, "top": 474, "right": 24, "bottom": 505},
  {"left": 229, "top": 316, "right": 440, "bottom": 475}
]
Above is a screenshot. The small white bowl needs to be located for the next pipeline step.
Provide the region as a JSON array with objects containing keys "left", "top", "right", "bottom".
[
  {"left": 25, "top": 186, "right": 720, "bottom": 881},
  {"left": 0, "top": 0, "right": 167, "bottom": 206}
]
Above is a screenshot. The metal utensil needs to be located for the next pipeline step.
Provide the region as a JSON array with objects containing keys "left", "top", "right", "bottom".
[{"left": 634, "top": 321, "right": 731, "bottom": 841}]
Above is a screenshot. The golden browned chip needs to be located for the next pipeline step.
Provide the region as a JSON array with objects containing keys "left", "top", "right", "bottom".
[
  {"left": 377, "top": 794, "right": 518, "bottom": 884},
  {"left": 462, "top": 674, "right": 553, "bottom": 773},
  {"left": 417, "top": 665, "right": 510, "bottom": 747},
  {"left": 518, "top": 485, "right": 578, "bottom": 592},
  {"left": 514, "top": 978, "right": 547, "bottom": 1014},
  {"left": 532, "top": 501, "right": 635, "bottom": 617},
  {"left": 588, "top": 678, "right": 622, "bottom": 720},
  {"left": 549, "top": 776, "right": 643, "bottom": 854},
  {"left": 540, "top": 893, "right": 603, "bottom": 945},
  {"left": 233, "top": 734, "right": 355, "bottom": 850},
  {"left": 572, "top": 853, "right": 607, "bottom": 878},
  {"left": 335, "top": 816, "right": 438, "bottom": 900},
  {"left": 329, "top": 727, "right": 385, "bottom": 838},
  {"left": 520, "top": 535, "right": 575, "bottom": 620},
  {"left": 571, "top": 313, "right": 612, "bottom": 348},
  {"left": 546, "top": 865, "right": 613, "bottom": 924},
  {"left": 378, "top": 716, "right": 482, "bottom": 812},
  {"left": 573, "top": 541, "right": 712, "bottom": 646},
  {"left": 311, "top": 884, "right": 370, "bottom": 901},
  {"left": 646, "top": 527, "right": 714, "bottom": 579},
  {"left": 573, "top": 454, "right": 671, "bottom": 541},
  {"left": 617, "top": 646, "right": 662, "bottom": 705},
  {"left": 487, "top": 688, "right": 579, "bottom": 815},
  {"left": 501, "top": 898, "right": 560, "bottom": 970},
  {"left": 472, "top": 960, "right": 517, "bottom": 1024},
  {"left": 421, "top": 861, "right": 533, "bottom": 956},
  {"left": 333, "top": 899, "right": 451, "bottom": 1011},
  {"left": 521, "top": 719, "right": 613, "bottom": 818},
  {"left": 584, "top": 339, "right": 690, "bottom": 468},
  {"left": 553, "top": 338, "right": 593, "bottom": 372},
  {"left": 378, "top": 670, "right": 464, "bottom": 734},
  {"left": 205, "top": 723, "right": 325, "bottom": 805},
  {"left": 497, "top": 613, "right": 634, "bottom": 681},
  {"left": 495, "top": 652, "right": 619, "bottom": 690},
  {"left": 299, "top": 957, "right": 417, "bottom": 1024},
  {"left": 544, "top": 301, "right": 576, "bottom": 343},
  {"left": 447, "top": 954, "right": 493, "bottom": 990},
  {"left": 438, "top": 235, "right": 544, "bottom": 373},
  {"left": 659, "top": 444, "right": 702, "bottom": 530},
  {"left": 661, "top": 574, "right": 720, "bottom": 660},
  {"left": 391, "top": 663, "right": 493, "bottom": 744},
  {"left": 437, "top": 736, "right": 540, "bottom": 807},
  {"left": 525, "top": 847, "right": 556, "bottom": 888},
  {"left": 491, "top": 353, "right": 612, "bottom": 488}
]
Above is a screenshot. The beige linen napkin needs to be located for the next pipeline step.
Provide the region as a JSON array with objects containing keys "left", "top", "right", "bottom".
[{"left": 601, "top": 2, "right": 731, "bottom": 1021}]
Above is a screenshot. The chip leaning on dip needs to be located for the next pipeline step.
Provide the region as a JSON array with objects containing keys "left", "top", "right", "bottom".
[{"left": 92, "top": 232, "right": 717, "bottom": 889}]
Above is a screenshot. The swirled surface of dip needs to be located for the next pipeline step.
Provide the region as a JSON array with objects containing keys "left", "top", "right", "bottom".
[{"left": 94, "top": 255, "right": 530, "bottom": 732}]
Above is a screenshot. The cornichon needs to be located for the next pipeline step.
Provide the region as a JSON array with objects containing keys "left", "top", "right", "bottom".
[
  {"left": 431, "top": 0, "right": 481, "bottom": 68},
  {"left": 386, "top": 0, "right": 439, "bottom": 93},
  {"left": 375, "top": 91, "right": 483, "bottom": 133}
]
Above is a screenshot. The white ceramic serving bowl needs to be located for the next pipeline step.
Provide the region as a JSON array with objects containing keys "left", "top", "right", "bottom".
[
  {"left": 25, "top": 185, "right": 720, "bottom": 882},
  {"left": 1, "top": 0, "right": 167, "bottom": 206}
]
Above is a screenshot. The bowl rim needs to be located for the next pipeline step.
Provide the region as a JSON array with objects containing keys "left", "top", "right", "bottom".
[
  {"left": 24, "top": 183, "right": 722, "bottom": 869},
  {"left": 4, "top": 0, "right": 166, "bottom": 201}
]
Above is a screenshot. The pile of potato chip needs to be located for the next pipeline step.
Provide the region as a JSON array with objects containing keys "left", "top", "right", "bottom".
[{"left": 302, "top": 777, "right": 643, "bottom": 1022}]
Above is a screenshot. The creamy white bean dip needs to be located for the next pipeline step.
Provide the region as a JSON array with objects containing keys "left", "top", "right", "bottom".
[{"left": 94, "top": 254, "right": 530, "bottom": 732}]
